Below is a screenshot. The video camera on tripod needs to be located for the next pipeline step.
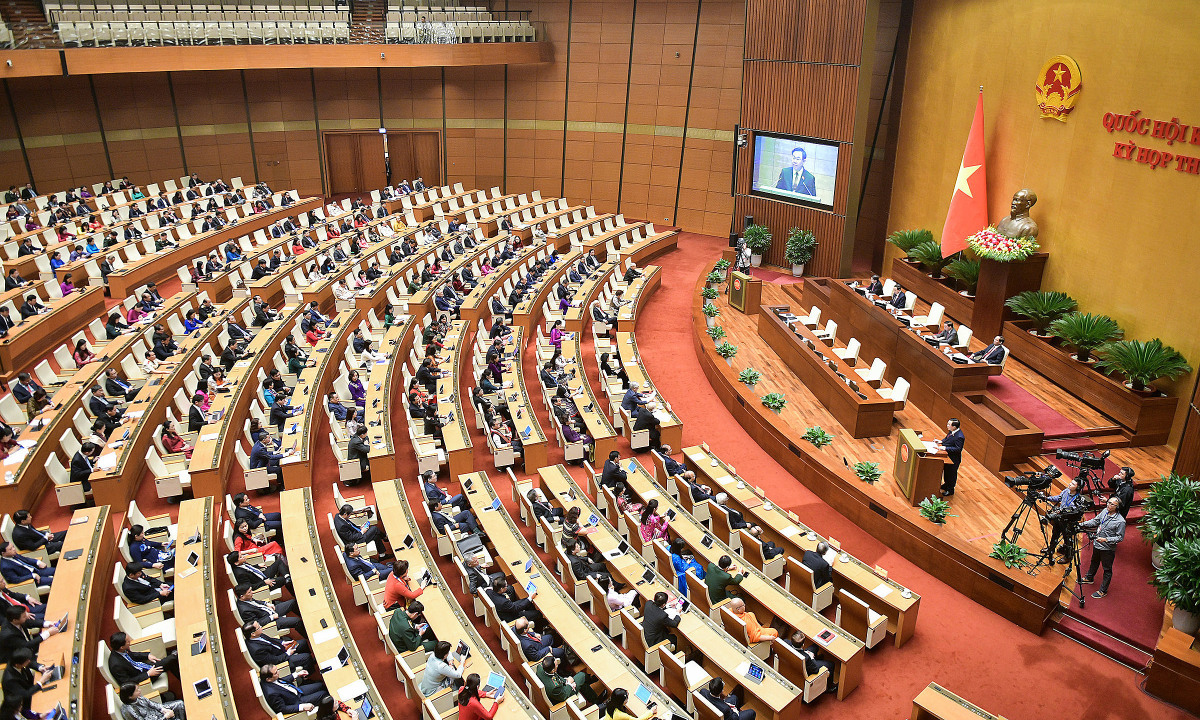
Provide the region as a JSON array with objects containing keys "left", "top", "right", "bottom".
[
  {"left": 1054, "top": 448, "right": 1110, "bottom": 509},
  {"left": 1003, "top": 466, "right": 1062, "bottom": 494},
  {"left": 1055, "top": 448, "right": 1109, "bottom": 472}
]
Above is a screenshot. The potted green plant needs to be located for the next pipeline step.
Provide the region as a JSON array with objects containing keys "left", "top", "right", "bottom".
[
  {"left": 886, "top": 229, "right": 933, "bottom": 255},
  {"left": 701, "top": 286, "right": 719, "bottom": 302},
  {"left": 1095, "top": 338, "right": 1192, "bottom": 394},
  {"left": 713, "top": 258, "right": 731, "bottom": 273},
  {"left": 989, "top": 541, "right": 1028, "bottom": 569},
  {"left": 1048, "top": 312, "right": 1122, "bottom": 363},
  {"left": 852, "top": 461, "right": 882, "bottom": 483},
  {"left": 702, "top": 303, "right": 720, "bottom": 328},
  {"left": 784, "top": 228, "right": 817, "bottom": 276},
  {"left": 738, "top": 368, "right": 763, "bottom": 388},
  {"left": 1152, "top": 537, "right": 1200, "bottom": 634},
  {"left": 801, "top": 426, "right": 834, "bottom": 447},
  {"left": 944, "top": 257, "right": 981, "bottom": 297},
  {"left": 918, "top": 496, "right": 954, "bottom": 525},
  {"left": 715, "top": 341, "right": 738, "bottom": 365},
  {"left": 743, "top": 224, "right": 772, "bottom": 267},
  {"left": 1004, "top": 290, "right": 1077, "bottom": 336},
  {"left": 1139, "top": 473, "right": 1200, "bottom": 567},
  {"left": 761, "top": 392, "right": 787, "bottom": 412},
  {"left": 905, "top": 240, "right": 953, "bottom": 279},
  {"left": 706, "top": 270, "right": 724, "bottom": 288},
  {"left": 706, "top": 326, "right": 726, "bottom": 344}
]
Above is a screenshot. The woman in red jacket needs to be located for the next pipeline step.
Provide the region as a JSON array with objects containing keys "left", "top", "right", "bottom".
[
  {"left": 457, "top": 674, "right": 505, "bottom": 720},
  {"left": 160, "top": 420, "right": 193, "bottom": 459},
  {"left": 232, "top": 518, "right": 285, "bottom": 557}
]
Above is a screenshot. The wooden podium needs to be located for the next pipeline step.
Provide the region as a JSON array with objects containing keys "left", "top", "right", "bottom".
[
  {"left": 728, "top": 271, "right": 762, "bottom": 315},
  {"left": 894, "top": 429, "right": 947, "bottom": 507}
]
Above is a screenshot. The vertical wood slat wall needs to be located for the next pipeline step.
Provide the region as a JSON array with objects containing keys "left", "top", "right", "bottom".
[{"left": 734, "top": 0, "right": 873, "bottom": 276}]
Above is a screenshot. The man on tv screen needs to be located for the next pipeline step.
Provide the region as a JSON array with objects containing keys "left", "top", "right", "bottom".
[{"left": 775, "top": 147, "right": 817, "bottom": 196}]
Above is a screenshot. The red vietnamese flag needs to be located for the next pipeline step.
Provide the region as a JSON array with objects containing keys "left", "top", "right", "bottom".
[{"left": 941, "top": 91, "right": 988, "bottom": 256}]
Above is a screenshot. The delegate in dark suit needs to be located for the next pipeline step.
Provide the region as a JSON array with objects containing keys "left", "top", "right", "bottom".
[
  {"left": 642, "top": 601, "right": 680, "bottom": 647},
  {"left": 801, "top": 549, "right": 832, "bottom": 588},
  {"left": 247, "top": 633, "right": 313, "bottom": 672},
  {"left": 939, "top": 424, "right": 965, "bottom": 495},
  {"left": 261, "top": 673, "right": 328, "bottom": 714},
  {"left": 774, "top": 166, "right": 817, "bottom": 196}
]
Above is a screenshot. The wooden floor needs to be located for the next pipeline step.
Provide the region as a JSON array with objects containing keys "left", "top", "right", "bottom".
[{"left": 716, "top": 282, "right": 1175, "bottom": 561}]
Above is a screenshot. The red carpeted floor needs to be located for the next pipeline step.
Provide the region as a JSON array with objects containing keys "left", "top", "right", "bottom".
[
  {"left": 987, "top": 376, "right": 1089, "bottom": 439},
  {"left": 30, "top": 233, "right": 1192, "bottom": 720},
  {"left": 747, "top": 266, "right": 804, "bottom": 285}
]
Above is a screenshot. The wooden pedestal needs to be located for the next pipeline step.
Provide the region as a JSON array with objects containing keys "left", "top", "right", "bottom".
[{"left": 971, "top": 253, "right": 1048, "bottom": 340}]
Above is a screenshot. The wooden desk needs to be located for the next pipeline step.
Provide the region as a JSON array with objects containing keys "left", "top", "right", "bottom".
[
  {"left": 383, "top": 184, "right": 475, "bottom": 223},
  {"left": 434, "top": 319, "right": 474, "bottom": 479},
  {"left": 497, "top": 327, "right": 548, "bottom": 473},
  {"left": 298, "top": 234, "right": 396, "bottom": 316},
  {"left": 188, "top": 303, "right": 301, "bottom": 499},
  {"left": 562, "top": 259, "right": 619, "bottom": 332},
  {"left": 409, "top": 234, "right": 507, "bottom": 320},
  {"left": 279, "top": 488, "right": 395, "bottom": 718},
  {"left": 372, "top": 479, "right": 541, "bottom": 720},
  {"left": 910, "top": 682, "right": 1007, "bottom": 720},
  {"left": 174, "top": 497, "right": 240, "bottom": 720},
  {"left": 615, "top": 267, "right": 660, "bottom": 332},
  {"left": 612, "top": 331, "right": 683, "bottom": 450},
  {"left": 617, "top": 459, "right": 866, "bottom": 698},
  {"left": 279, "top": 309, "right": 359, "bottom": 489},
  {"left": 458, "top": 470, "right": 688, "bottom": 719},
  {"left": 31, "top": 505, "right": 115, "bottom": 718},
  {"left": 90, "top": 296, "right": 249, "bottom": 509},
  {"left": 0, "top": 285, "right": 106, "bottom": 378},
  {"left": 538, "top": 466, "right": 805, "bottom": 720},
  {"left": 680, "top": 445, "right": 921, "bottom": 648},
  {"left": 510, "top": 248, "right": 582, "bottom": 331},
  {"left": 615, "top": 227, "right": 680, "bottom": 264},
  {"left": 758, "top": 305, "right": 900, "bottom": 438},
  {"left": 365, "top": 321, "right": 416, "bottom": 482},
  {"left": 457, "top": 235, "right": 539, "bottom": 326},
  {"left": 560, "top": 332, "right": 618, "bottom": 460},
  {"left": 1146, "top": 616, "right": 1200, "bottom": 715}
]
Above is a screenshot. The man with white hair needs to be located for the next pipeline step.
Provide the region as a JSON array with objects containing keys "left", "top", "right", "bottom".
[
  {"left": 632, "top": 400, "right": 663, "bottom": 452},
  {"left": 1078, "top": 496, "right": 1126, "bottom": 599},
  {"left": 620, "top": 381, "right": 648, "bottom": 418}
]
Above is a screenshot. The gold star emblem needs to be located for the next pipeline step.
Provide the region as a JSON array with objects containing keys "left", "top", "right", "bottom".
[
  {"left": 1052, "top": 64, "right": 1065, "bottom": 82},
  {"left": 953, "top": 162, "right": 981, "bottom": 198}
]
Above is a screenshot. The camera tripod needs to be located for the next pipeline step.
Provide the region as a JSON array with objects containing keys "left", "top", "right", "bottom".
[
  {"left": 1000, "top": 491, "right": 1051, "bottom": 570},
  {"left": 1056, "top": 524, "right": 1089, "bottom": 608}
]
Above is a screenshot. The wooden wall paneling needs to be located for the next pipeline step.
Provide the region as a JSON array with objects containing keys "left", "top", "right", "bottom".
[
  {"left": 92, "top": 73, "right": 186, "bottom": 187},
  {"left": 794, "top": 0, "right": 867, "bottom": 65},
  {"left": 171, "top": 70, "right": 255, "bottom": 186},
  {"left": 739, "top": 61, "right": 859, "bottom": 142},
  {"left": 246, "top": 69, "right": 323, "bottom": 197},
  {"left": 743, "top": 0, "right": 798, "bottom": 61},
  {"left": 10, "top": 76, "right": 110, "bottom": 191},
  {"left": 411, "top": 131, "right": 442, "bottom": 187},
  {"left": 0, "top": 80, "right": 32, "bottom": 189},
  {"left": 506, "top": 0, "right": 569, "bottom": 197},
  {"left": 324, "top": 133, "right": 360, "bottom": 194}
]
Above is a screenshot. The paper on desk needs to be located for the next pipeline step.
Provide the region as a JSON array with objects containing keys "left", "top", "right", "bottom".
[
  {"left": 17, "top": 439, "right": 36, "bottom": 449},
  {"left": 127, "top": 410, "right": 145, "bottom": 420},
  {"left": 199, "top": 433, "right": 219, "bottom": 442},
  {"left": 337, "top": 680, "right": 368, "bottom": 703},
  {"left": 3, "top": 449, "right": 28, "bottom": 465},
  {"left": 734, "top": 660, "right": 751, "bottom": 677},
  {"left": 870, "top": 581, "right": 893, "bottom": 599},
  {"left": 923, "top": 442, "right": 938, "bottom": 453},
  {"left": 177, "top": 565, "right": 199, "bottom": 579},
  {"left": 781, "top": 525, "right": 801, "bottom": 538},
  {"left": 641, "top": 489, "right": 659, "bottom": 500},
  {"left": 312, "top": 626, "right": 340, "bottom": 645},
  {"left": 97, "top": 454, "right": 118, "bottom": 470}
]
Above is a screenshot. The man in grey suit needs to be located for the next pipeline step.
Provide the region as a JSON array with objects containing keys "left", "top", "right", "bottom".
[{"left": 119, "top": 682, "right": 186, "bottom": 720}]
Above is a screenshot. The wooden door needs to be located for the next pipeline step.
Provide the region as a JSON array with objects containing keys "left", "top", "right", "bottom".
[
  {"left": 324, "top": 132, "right": 388, "bottom": 195},
  {"left": 382, "top": 131, "right": 442, "bottom": 189}
]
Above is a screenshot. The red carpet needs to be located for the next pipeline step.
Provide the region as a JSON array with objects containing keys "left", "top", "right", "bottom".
[
  {"left": 23, "top": 232, "right": 1192, "bottom": 720},
  {"left": 748, "top": 266, "right": 804, "bottom": 285},
  {"left": 987, "top": 376, "right": 1089, "bottom": 439}
]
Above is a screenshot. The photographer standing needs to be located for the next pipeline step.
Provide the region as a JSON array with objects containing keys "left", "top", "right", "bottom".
[
  {"left": 1044, "top": 479, "right": 1081, "bottom": 563},
  {"left": 1078, "top": 496, "right": 1126, "bottom": 599},
  {"left": 1108, "top": 467, "right": 1135, "bottom": 517}
]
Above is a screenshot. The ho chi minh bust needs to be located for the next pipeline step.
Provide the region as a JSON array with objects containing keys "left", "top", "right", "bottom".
[{"left": 995, "top": 188, "right": 1039, "bottom": 239}]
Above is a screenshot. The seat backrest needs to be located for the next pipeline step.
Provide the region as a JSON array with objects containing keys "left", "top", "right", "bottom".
[
  {"left": 844, "top": 338, "right": 860, "bottom": 357},
  {"left": 869, "top": 357, "right": 885, "bottom": 378},
  {"left": 891, "top": 377, "right": 910, "bottom": 403},
  {"left": 957, "top": 326, "right": 973, "bottom": 347},
  {"left": 928, "top": 302, "right": 944, "bottom": 324}
]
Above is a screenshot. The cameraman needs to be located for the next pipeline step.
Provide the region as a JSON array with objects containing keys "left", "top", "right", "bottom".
[
  {"left": 1078, "top": 496, "right": 1126, "bottom": 600},
  {"left": 1108, "top": 467, "right": 1135, "bottom": 517},
  {"left": 1044, "top": 479, "right": 1081, "bottom": 563}
]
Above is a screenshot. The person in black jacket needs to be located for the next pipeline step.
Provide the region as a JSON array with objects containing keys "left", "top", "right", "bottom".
[
  {"left": 227, "top": 551, "right": 291, "bottom": 594},
  {"left": 243, "top": 622, "right": 313, "bottom": 673},
  {"left": 234, "top": 583, "right": 302, "bottom": 632},
  {"left": 462, "top": 556, "right": 503, "bottom": 594},
  {"left": 220, "top": 338, "right": 246, "bottom": 371},
  {"left": 9, "top": 511, "right": 66, "bottom": 555},
  {"left": 346, "top": 425, "right": 371, "bottom": 485},
  {"left": 233, "top": 493, "right": 284, "bottom": 536},
  {"left": 0, "top": 607, "right": 60, "bottom": 665},
  {"left": 88, "top": 387, "right": 124, "bottom": 420},
  {"left": 104, "top": 368, "right": 139, "bottom": 402},
  {"left": 1108, "top": 467, "right": 1136, "bottom": 517},
  {"left": 121, "top": 563, "right": 173, "bottom": 605},
  {"left": 107, "top": 632, "right": 179, "bottom": 685},
  {"left": 486, "top": 577, "right": 542, "bottom": 625},
  {"left": 259, "top": 664, "right": 328, "bottom": 714},
  {"left": 801, "top": 542, "right": 833, "bottom": 588},
  {"left": 187, "top": 397, "right": 208, "bottom": 433},
  {"left": 70, "top": 443, "right": 100, "bottom": 494},
  {"left": 0, "top": 578, "right": 46, "bottom": 623},
  {"left": 784, "top": 631, "right": 836, "bottom": 687},
  {"left": 2, "top": 648, "right": 53, "bottom": 715},
  {"left": 641, "top": 592, "right": 679, "bottom": 649},
  {"left": 632, "top": 402, "right": 663, "bottom": 453},
  {"left": 600, "top": 451, "right": 627, "bottom": 489},
  {"left": 9, "top": 374, "right": 42, "bottom": 405},
  {"left": 526, "top": 489, "right": 564, "bottom": 525},
  {"left": 935, "top": 418, "right": 965, "bottom": 496},
  {"left": 699, "top": 678, "right": 755, "bottom": 720},
  {"left": 333, "top": 504, "right": 388, "bottom": 557}
]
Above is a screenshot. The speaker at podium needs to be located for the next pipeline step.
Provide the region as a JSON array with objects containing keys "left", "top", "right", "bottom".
[{"left": 894, "top": 428, "right": 949, "bottom": 507}]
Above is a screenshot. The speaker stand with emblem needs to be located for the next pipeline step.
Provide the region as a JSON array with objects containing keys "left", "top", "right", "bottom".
[
  {"left": 727, "top": 271, "right": 762, "bottom": 315},
  {"left": 894, "top": 428, "right": 948, "bottom": 507}
]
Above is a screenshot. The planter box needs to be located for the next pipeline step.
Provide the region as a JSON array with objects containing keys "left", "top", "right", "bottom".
[
  {"left": 890, "top": 259, "right": 974, "bottom": 325},
  {"left": 1003, "top": 319, "right": 1178, "bottom": 444},
  {"left": 972, "top": 253, "right": 1048, "bottom": 340}
]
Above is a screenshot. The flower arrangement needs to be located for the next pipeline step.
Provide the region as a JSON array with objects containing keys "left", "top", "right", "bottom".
[
  {"left": 761, "top": 392, "right": 787, "bottom": 411},
  {"left": 715, "top": 342, "right": 738, "bottom": 359},
  {"left": 738, "top": 368, "right": 763, "bottom": 386},
  {"left": 713, "top": 258, "right": 731, "bottom": 272},
  {"left": 966, "top": 226, "right": 1040, "bottom": 262},
  {"left": 706, "top": 270, "right": 724, "bottom": 284},
  {"left": 852, "top": 461, "right": 882, "bottom": 483},
  {"left": 802, "top": 426, "right": 834, "bottom": 447}
]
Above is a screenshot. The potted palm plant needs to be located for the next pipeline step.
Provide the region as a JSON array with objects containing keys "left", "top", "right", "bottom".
[
  {"left": 1095, "top": 338, "right": 1192, "bottom": 394},
  {"left": 905, "top": 240, "right": 952, "bottom": 279},
  {"left": 886, "top": 229, "right": 933, "bottom": 257},
  {"left": 743, "top": 224, "right": 772, "bottom": 267},
  {"left": 944, "top": 257, "right": 981, "bottom": 297},
  {"left": 1140, "top": 473, "right": 1200, "bottom": 568},
  {"left": 784, "top": 228, "right": 817, "bottom": 276},
  {"left": 1004, "top": 290, "right": 1077, "bottom": 336},
  {"left": 1153, "top": 538, "right": 1200, "bottom": 634},
  {"left": 1048, "top": 312, "right": 1122, "bottom": 363}
]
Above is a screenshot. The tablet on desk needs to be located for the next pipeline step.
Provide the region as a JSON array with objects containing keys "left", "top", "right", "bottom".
[
  {"left": 191, "top": 631, "right": 208, "bottom": 655},
  {"left": 62, "top": 549, "right": 83, "bottom": 561},
  {"left": 634, "top": 685, "right": 653, "bottom": 705},
  {"left": 745, "top": 664, "right": 765, "bottom": 684},
  {"left": 483, "top": 672, "right": 505, "bottom": 694},
  {"left": 524, "top": 558, "right": 533, "bottom": 573}
]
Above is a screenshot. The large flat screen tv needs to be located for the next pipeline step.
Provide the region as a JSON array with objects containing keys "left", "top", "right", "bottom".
[{"left": 749, "top": 131, "right": 839, "bottom": 209}]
